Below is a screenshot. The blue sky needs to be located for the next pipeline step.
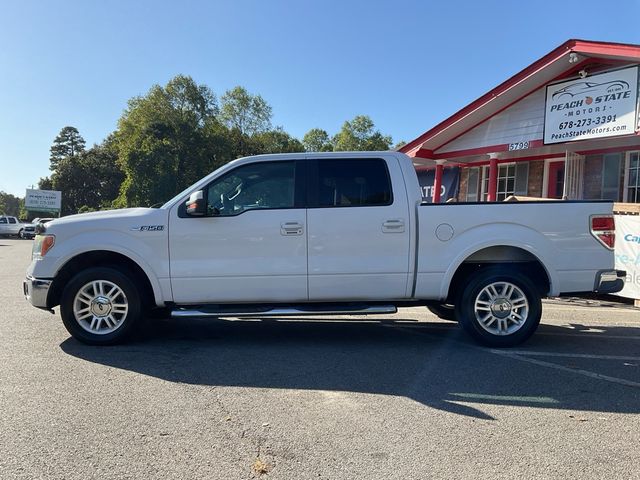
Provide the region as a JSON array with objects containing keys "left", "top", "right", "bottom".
[{"left": 1, "top": 0, "right": 639, "bottom": 197}]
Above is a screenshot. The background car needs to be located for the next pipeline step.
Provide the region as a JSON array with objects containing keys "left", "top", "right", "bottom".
[
  {"left": 0, "top": 216, "right": 30, "bottom": 238},
  {"left": 21, "top": 217, "right": 55, "bottom": 240}
]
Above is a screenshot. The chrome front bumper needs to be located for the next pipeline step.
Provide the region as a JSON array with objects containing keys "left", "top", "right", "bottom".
[{"left": 23, "top": 275, "right": 53, "bottom": 309}]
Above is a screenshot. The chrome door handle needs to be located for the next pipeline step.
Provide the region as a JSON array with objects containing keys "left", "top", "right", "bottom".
[
  {"left": 382, "top": 219, "right": 405, "bottom": 233},
  {"left": 281, "top": 222, "right": 304, "bottom": 236}
]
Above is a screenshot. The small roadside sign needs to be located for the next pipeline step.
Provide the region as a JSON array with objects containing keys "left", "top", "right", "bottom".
[{"left": 25, "top": 189, "right": 62, "bottom": 213}]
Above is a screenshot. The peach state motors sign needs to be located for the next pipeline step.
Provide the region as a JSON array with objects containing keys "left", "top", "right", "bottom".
[{"left": 544, "top": 66, "right": 639, "bottom": 144}]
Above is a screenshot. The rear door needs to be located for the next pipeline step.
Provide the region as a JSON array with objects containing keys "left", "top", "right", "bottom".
[
  {"left": 7, "top": 217, "right": 18, "bottom": 234},
  {"left": 306, "top": 156, "right": 411, "bottom": 300},
  {"left": 169, "top": 159, "right": 308, "bottom": 303}
]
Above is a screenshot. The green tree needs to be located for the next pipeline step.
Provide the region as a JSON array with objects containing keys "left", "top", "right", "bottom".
[
  {"left": 49, "top": 126, "right": 86, "bottom": 170},
  {"left": 38, "top": 177, "right": 54, "bottom": 190},
  {"left": 115, "top": 75, "right": 223, "bottom": 207},
  {"left": 332, "top": 115, "right": 392, "bottom": 151},
  {"left": 303, "top": 128, "right": 333, "bottom": 152},
  {"left": 77, "top": 205, "right": 97, "bottom": 214},
  {"left": 48, "top": 139, "right": 124, "bottom": 215},
  {"left": 220, "top": 86, "right": 272, "bottom": 136},
  {"left": 0, "top": 192, "right": 23, "bottom": 217},
  {"left": 252, "top": 128, "right": 304, "bottom": 154}
]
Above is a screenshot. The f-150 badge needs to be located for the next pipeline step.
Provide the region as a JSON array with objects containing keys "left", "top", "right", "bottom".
[{"left": 130, "top": 225, "right": 164, "bottom": 232}]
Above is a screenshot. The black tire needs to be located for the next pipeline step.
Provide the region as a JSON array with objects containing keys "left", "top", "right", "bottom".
[
  {"left": 60, "top": 267, "right": 142, "bottom": 345},
  {"left": 427, "top": 303, "right": 457, "bottom": 321},
  {"left": 18, "top": 229, "right": 25, "bottom": 239},
  {"left": 454, "top": 266, "right": 542, "bottom": 347}
]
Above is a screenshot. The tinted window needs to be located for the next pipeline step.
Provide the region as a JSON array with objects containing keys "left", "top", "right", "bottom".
[
  {"left": 206, "top": 161, "right": 296, "bottom": 216},
  {"left": 8, "top": 217, "right": 16, "bottom": 224},
  {"left": 312, "top": 159, "right": 392, "bottom": 207},
  {"left": 0, "top": 218, "right": 6, "bottom": 224}
]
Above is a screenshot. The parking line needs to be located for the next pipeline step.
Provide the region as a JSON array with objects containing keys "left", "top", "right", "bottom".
[
  {"left": 544, "top": 305, "right": 638, "bottom": 312},
  {"left": 536, "top": 331, "right": 640, "bottom": 340},
  {"left": 490, "top": 350, "right": 640, "bottom": 389},
  {"left": 449, "top": 392, "right": 559, "bottom": 404},
  {"left": 393, "top": 322, "right": 640, "bottom": 389},
  {"left": 490, "top": 350, "right": 640, "bottom": 362},
  {"left": 397, "top": 323, "right": 640, "bottom": 340}
]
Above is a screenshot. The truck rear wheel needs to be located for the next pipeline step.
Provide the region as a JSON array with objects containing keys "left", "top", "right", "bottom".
[
  {"left": 455, "top": 267, "right": 541, "bottom": 347},
  {"left": 60, "top": 267, "right": 142, "bottom": 345}
]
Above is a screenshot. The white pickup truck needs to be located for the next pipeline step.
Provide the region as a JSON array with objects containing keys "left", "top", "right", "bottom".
[{"left": 24, "top": 151, "right": 624, "bottom": 347}]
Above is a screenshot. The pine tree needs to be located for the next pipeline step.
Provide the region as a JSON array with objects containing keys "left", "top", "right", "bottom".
[{"left": 49, "top": 126, "right": 86, "bottom": 170}]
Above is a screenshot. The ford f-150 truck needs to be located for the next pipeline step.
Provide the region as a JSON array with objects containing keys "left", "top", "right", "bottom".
[{"left": 24, "top": 151, "right": 625, "bottom": 347}]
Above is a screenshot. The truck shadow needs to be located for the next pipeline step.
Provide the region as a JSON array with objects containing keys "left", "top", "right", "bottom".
[{"left": 60, "top": 318, "right": 640, "bottom": 420}]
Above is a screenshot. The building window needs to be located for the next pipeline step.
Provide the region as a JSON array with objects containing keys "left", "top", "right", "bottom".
[
  {"left": 483, "top": 164, "right": 516, "bottom": 201},
  {"left": 625, "top": 152, "right": 640, "bottom": 202},
  {"left": 466, "top": 167, "right": 480, "bottom": 202},
  {"left": 481, "top": 162, "right": 529, "bottom": 201},
  {"left": 601, "top": 153, "right": 622, "bottom": 201}
]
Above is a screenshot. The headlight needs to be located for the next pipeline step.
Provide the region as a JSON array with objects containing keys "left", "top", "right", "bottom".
[{"left": 32, "top": 234, "right": 55, "bottom": 259}]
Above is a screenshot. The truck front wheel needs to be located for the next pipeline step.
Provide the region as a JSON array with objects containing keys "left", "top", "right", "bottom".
[
  {"left": 60, "top": 267, "right": 142, "bottom": 345},
  {"left": 455, "top": 267, "right": 541, "bottom": 347},
  {"left": 427, "top": 303, "right": 456, "bottom": 321}
]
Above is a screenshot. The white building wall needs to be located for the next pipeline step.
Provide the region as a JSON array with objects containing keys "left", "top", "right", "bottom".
[{"left": 437, "top": 88, "right": 546, "bottom": 153}]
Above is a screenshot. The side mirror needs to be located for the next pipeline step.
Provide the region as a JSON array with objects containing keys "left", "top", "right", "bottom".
[{"left": 186, "top": 190, "right": 207, "bottom": 216}]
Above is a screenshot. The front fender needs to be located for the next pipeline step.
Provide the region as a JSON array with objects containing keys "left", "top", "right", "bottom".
[{"left": 34, "top": 229, "right": 169, "bottom": 305}]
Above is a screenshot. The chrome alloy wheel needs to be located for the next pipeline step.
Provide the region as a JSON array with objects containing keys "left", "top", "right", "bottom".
[
  {"left": 73, "top": 280, "right": 129, "bottom": 335},
  {"left": 473, "top": 281, "right": 529, "bottom": 336}
]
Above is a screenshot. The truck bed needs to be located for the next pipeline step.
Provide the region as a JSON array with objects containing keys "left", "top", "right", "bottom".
[{"left": 414, "top": 200, "right": 614, "bottom": 300}]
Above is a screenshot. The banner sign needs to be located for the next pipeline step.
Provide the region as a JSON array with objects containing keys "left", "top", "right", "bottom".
[
  {"left": 417, "top": 167, "right": 460, "bottom": 203},
  {"left": 544, "top": 66, "right": 638, "bottom": 144},
  {"left": 25, "top": 189, "right": 62, "bottom": 212},
  {"left": 614, "top": 214, "right": 640, "bottom": 299}
]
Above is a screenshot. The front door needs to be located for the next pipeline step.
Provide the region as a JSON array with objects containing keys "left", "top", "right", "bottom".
[
  {"left": 306, "top": 157, "right": 411, "bottom": 301},
  {"left": 547, "top": 161, "right": 565, "bottom": 199},
  {"left": 169, "top": 160, "right": 308, "bottom": 304}
]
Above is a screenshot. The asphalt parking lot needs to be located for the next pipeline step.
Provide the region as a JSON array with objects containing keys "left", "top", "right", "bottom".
[{"left": 1, "top": 239, "right": 640, "bottom": 479}]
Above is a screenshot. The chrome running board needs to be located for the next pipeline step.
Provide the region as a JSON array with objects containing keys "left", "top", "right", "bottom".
[{"left": 171, "top": 304, "right": 397, "bottom": 318}]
